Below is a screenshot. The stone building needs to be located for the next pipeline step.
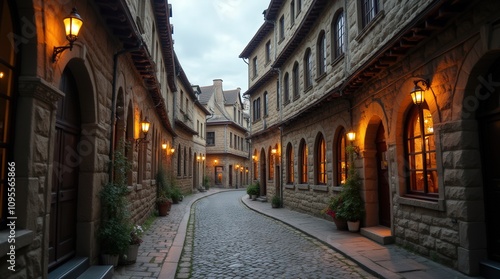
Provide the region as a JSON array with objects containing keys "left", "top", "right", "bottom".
[
  {"left": 171, "top": 55, "right": 211, "bottom": 193},
  {"left": 0, "top": 0, "right": 204, "bottom": 278},
  {"left": 199, "top": 79, "right": 251, "bottom": 189},
  {"left": 241, "top": 0, "right": 500, "bottom": 276}
]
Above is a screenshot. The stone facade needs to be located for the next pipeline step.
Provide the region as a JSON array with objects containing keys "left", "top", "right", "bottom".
[
  {"left": 241, "top": 0, "right": 500, "bottom": 276},
  {"left": 200, "top": 80, "right": 251, "bottom": 189},
  {"left": 0, "top": 0, "right": 206, "bottom": 278}
]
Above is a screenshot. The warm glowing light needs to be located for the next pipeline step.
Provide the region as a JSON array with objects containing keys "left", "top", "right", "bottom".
[
  {"left": 170, "top": 148, "right": 175, "bottom": 154},
  {"left": 214, "top": 159, "right": 218, "bottom": 163},
  {"left": 197, "top": 156, "right": 201, "bottom": 161},
  {"left": 64, "top": 8, "right": 83, "bottom": 41},
  {"left": 140, "top": 118, "right": 150, "bottom": 134},
  {"left": 410, "top": 79, "right": 429, "bottom": 105},
  {"left": 162, "top": 143, "right": 167, "bottom": 149},
  {"left": 271, "top": 148, "right": 277, "bottom": 154},
  {"left": 202, "top": 156, "right": 205, "bottom": 160},
  {"left": 0, "top": 72, "right": 4, "bottom": 79},
  {"left": 347, "top": 131, "right": 356, "bottom": 142}
]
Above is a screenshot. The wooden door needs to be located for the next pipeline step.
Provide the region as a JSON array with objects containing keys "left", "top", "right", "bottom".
[
  {"left": 49, "top": 68, "right": 80, "bottom": 270},
  {"left": 481, "top": 112, "right": 500, "bottom": 262},
  {"left": 376, "top": 124, "right": 391, "bottom": 227}
]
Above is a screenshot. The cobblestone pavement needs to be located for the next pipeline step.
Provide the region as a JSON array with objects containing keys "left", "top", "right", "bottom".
[
  {"left": 176, "top": 191, "right": 376, "bottom": 279},
  {"left": 113, "top": 189, "right": 229, "bottom": 279}
]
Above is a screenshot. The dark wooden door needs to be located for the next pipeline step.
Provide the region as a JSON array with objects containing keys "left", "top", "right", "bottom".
[
  {"left": 481, "top": 112, "right": 500, "bottom": 262},
  {"left": 376, "top": 124, "right": 391, "bottom": 227},
  {"left": 49, "top": 69, "right": 80, "bottom": 270}
]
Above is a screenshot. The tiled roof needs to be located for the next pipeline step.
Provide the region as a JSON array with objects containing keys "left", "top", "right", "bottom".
[
  {"left": 198, "top": 85, "right": 214, "bottom": 105},
  {"left": 224, "top": 89, "right": 240, "bottom": 106}
]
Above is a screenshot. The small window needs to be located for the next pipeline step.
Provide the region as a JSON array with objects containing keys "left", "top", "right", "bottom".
[
  {"left": 361, "top": 0, "right": 379, "bottom": 27},
  {"left": 317, "top": 31, "right": 326, "bottom": 76},
  {"left": 290, "top": 0, "right": 295, "bottom": 25},
  {"left": 304, "top": 49, "right": 313, "bottom": 89},
  {"left": 252, "top": 98, "right": 261, "bottom": 121},
  {"left": 264, "top": 91, "right": 268, "bottom": 116},
  {"left": 283, "top": 72, "right": 290, "bottom": 102},
  {"left": 252, "top": 56, "right": 258, "bottom": 77},
  {"left": 334, "top": 12, "right": 346, "bottom": 58},
  {"left": 265, "top": 40, "right": 271, "bottom": 63},
  {"left": 292, "top": 62, "right": 299, "bottom": 98},
  {"left": 279, "top": 16, "right": 285, "bottom": 41},
  {"left": 207, "top": 132, "right": 215, "bottom": 145}
]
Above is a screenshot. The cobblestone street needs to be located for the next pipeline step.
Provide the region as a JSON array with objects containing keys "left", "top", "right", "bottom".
[{"left": 176, "top": 191, "right": 375, "bottom": 279}]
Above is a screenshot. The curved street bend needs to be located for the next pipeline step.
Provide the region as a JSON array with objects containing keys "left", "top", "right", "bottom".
[{"left": 114, "top": 189, "right": 473, "bottom": 279}]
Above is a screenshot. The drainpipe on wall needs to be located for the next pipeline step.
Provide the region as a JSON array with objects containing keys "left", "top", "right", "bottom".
[{"left": 108, "top": 41, "right": 143, "bottom": 182}]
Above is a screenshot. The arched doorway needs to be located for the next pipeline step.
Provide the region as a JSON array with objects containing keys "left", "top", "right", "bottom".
[
  {"left": 50, "top": 67, "right": 81, "bottom": 269},
  {"left": 364, "top": 118, "right": 390, "bottom": 228},
  {"left": 477, "top": 58, "right": 500, "bottom": 263},
  {"left": 260, "top": 148, "right": 267, "bottom": 197}
]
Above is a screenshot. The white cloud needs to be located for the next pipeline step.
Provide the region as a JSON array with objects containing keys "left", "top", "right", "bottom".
[{"left": 169, "top": 0, "right": 269, "bottom": 92}]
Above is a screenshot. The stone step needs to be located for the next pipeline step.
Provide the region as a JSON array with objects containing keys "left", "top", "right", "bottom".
[
  {"left": 360, "top": 225, "right": 394, "bottom": 245},
  {"left": 49, "top": 257, "right": 113, "bottom": 279},
  {"left": 77, "top": 265, "right": 114, "bottom": 279},
  {"left": 480, "top": 259, "right": 500, "bottom": 279},
  {"left": 256, "top": 196, "right": 267, "bottom": 202}
]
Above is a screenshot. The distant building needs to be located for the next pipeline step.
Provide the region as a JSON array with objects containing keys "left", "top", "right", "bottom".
[
  {"left": 241, "top": 0, "right": 500, "bottom": 276},
  {"left": 199, "top": 79, "right": 250, "bottom": 188}
]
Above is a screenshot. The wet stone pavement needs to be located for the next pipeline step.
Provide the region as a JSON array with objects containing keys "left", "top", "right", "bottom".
[{"left": 176, "top": 191, "right": 375, "bottom": 279}]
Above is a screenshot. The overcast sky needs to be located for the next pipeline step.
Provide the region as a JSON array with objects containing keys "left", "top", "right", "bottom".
[{"left": 169, "top": 0, "right": 270, "bottom": 93}]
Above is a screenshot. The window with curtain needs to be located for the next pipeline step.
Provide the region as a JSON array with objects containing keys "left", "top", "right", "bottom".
[
  {"left": 316, "top": 134, "right": 326, "bottom": 184},
  {"left": 299, "top": 139, "right": 308, "bottom": 183},
  {"left": 405, "top": 104, "right": 438, "bottom": 197},
  {"left": 336, "top": 128, "right": 348, "bottom": 185}
]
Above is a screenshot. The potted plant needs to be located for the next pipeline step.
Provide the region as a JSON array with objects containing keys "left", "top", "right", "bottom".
[
  {"left": 247, "top": 183, "right": 259, "bottom": 200},
  {"left": 170, "top": 186, "right": 182, "bottom": 204},
  {"left": 98, "top": 141, "right": 132, "bottom": 266},
  {"left": 336, "top": 145, "right": 365, "bottom": 232},
  {"left": 122, "top": 224, "right": 143, "bottom": 264},
  {"left": 271, "top": 195, "right": 281, "bottom": 208},
  {"left": 322, "top": 194, "right": 348, "bottom": 231},
  {"left": 156, "top": 167, "right": 172, "bottom": 216}
]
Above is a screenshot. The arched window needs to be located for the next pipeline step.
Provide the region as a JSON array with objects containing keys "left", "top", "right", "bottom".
[
  {"left": 405, "top": 104, "right": 438, "bottom": 196},
  {"left": 283, "top": 72, "right": 290, "bottom": 103},
  {"left": 316, "top": 134, "right": 327, "bottom": 184},
  {"left": 333, "top": 11, "right": 345, "bottom": 59},
  {"left": 317, "top": 31, "right": 326, "bottom": 76},
  {"left": 286, "top": 143, "right": 294, "bottom": 184},
  {"left": 177, "top": 144, "right": 182, "bottom": 176},
  {"left": 293, "top": 62, "right": 300, "bottom": 98},
  {"left": 253, "top": 150, "right": 258, "bottom": 180},
  {"left": 183, "top": 146, "right": 187, "bottom": 176},
  {"left": 304, "top": 48, "right": 313, "bottom": 89},
  {"left": 268, "top": 146, "right": 274, "bottom": 180},
  {"left": 336, "top": 127, "right": 348, "bottom": 185},
  {"left": 264, "top": 91, "right": 268, "bottom": 116},
  {"left": 299, "top": 139, "right": 308, "bottom": 183}
]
